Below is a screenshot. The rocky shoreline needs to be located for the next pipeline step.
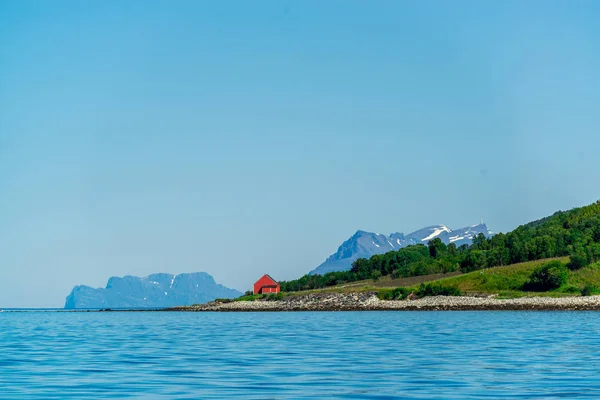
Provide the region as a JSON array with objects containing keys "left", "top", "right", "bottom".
[{"left": 168, "top": 292, "right": 600, "bottom": 312}]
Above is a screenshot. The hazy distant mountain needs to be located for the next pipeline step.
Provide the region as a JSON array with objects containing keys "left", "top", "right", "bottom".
[
  {"left": 309, "top": 223, "right": 493, "bottom": 275},
  {"left": 64, "top": 272, "right": 242, "bottom": 309}
]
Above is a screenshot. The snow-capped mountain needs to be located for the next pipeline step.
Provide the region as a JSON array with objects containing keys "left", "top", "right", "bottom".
[{"left": 309, "top": 223, "right": 493, "bottom": 275}]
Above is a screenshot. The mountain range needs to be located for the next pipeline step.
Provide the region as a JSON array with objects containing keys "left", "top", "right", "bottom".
[
  {"left": 64, "top": 222, "right": 493, "bottom": 308},
  {"left": 64, "top": 272, "right": 242, "bottom": 309},
  {"left": 310, "top": 223, "right": 493, "bottom": 275}
]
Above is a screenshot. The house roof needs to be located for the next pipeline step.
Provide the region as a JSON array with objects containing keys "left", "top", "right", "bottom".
[{"left": 255, "top": 274, "right": 278, "bottom": 285}]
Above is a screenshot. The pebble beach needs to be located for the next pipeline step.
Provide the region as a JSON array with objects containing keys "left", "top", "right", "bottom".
[{"left": 170, "top": 292, "right": 600, "bottom": 312}]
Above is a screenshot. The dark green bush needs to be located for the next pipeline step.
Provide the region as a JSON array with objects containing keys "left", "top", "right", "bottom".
[
  {"left": 371, "top": 270, "right": 382, "bottom": 282},
  {"left": 392, "top": 287, "right": 410, "bottom": 300},
  {"left": 235, "top": 294, "right": 259, "bottom": 302},
  {"left": 560, "top": 285, "right": 580, "bottom": 294},
  {"left": 416, "top": 282, "right": 461, "bottom": 297},
  {"left": 377, "top": 287, "right": 410, "bottom": 300},
  {"left": 568, "top": 251, "right": 590, "bottom": 270},
  {"left": 524, "top": 261, "right": 568, "bottom": 291},
  {"left": 581, "top": 284, "right": 598, "bottom": 296},
  {"left": 377, "top": 289, "right": 394, "bottom": 300},
  {"left": 265, "top": 293, "right": 283, "bottom": 301}
]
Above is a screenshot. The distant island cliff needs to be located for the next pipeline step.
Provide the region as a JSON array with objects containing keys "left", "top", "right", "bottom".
[{"left": 65, "top": 272, "right": 241, "bottom": 309}]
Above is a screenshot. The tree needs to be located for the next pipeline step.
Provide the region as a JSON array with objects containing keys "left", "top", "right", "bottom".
[
  {"left": 428, "top": 238, "right": 447, "bottom": 259},
  {"left": 371, "top": 270, "right": 382, "bottom": 282},
  {"left": 471, "top": 233, "right": 489, "bottom": 250},
  {"left": 568, "top": 248, "right": 590, "bottom": 270},
  {"left": 351, "top": 258, "right": 371, "bottom": 280},
  {"left": 526, "top": 261, "right": 568, "bottom": 291},
  {"left": 447, "top": 243, "right": 457, "bottom": 256},
  {"left": 461, "top": 250, "right": 487, "bottom": 272}
]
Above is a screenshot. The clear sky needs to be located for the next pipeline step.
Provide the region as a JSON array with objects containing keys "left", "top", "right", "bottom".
[{"left": 1, "top": 0, "right": 600, "bottom": 308}]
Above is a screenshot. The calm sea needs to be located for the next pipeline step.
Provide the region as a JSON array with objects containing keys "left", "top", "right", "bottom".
[{"left": 1, "top": 311, "right": 600, "bottom": 399}]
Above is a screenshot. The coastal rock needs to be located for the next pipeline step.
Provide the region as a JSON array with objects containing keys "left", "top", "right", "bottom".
[
  {"left": 171, "top": 293, "right": 600, "bottom": 312},
  {"left": 65, "top": 272, "right": 242, "bottom": 309}
]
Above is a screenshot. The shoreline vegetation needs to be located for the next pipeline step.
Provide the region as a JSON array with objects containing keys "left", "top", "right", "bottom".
[
  {"left": 169, "top": 292, "right": 600, "bottom": 311},
  {"left": 276, "top": 201, "right": 600, "bottom": 295},
  {"left": 169, "top": 255, "right": 600, "bottom": 312}
]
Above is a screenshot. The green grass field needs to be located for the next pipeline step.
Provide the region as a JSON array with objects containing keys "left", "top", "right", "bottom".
[
  {"left": 423, "top": 258, "right": 570, "bottom": 295},
  {"left": 289, "top": 257, "right": 600, "bottom": 299},
  {"left": 234, "top": 257, "right": 600, "bottom": 301},
  {"left": 390, "top": 257, "right": 600, "bottom": 298}
]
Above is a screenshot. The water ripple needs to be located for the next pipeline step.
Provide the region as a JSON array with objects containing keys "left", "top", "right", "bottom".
[{"left": 2, "top": 311, "right": 600, "bottom": 398}]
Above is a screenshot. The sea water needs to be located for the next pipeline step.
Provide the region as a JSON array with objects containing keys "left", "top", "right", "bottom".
[{"left": 1, "top": 311, "right": 600, "bottom": 399}]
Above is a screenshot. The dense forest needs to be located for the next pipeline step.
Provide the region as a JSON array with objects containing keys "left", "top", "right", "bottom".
[{"left": 279, "top": 201, "right": 600, "bottom": 292}]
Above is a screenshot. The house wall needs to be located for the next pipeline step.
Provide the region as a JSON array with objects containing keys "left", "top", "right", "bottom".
[
  {"left": 253, "top": 275, "right": 278, "bottom": 294},
  {"left": 260, "top": 286, "right": 280, "bottom": 294}
]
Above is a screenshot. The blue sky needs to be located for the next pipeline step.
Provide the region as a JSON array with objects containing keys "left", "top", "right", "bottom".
[{"left": 1, "top": 0, "right": 600, "bottom": 307}]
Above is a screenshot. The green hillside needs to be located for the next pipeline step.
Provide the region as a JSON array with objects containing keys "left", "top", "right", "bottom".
[
  {"left": 280, "top": 200, "right": 600, "bottom": 295},
  {"left": 428, "top": 258, "right": 570, "bottom": 294},
  {"left": 373, "top": 257, "right": 600, "bottom": 299}
]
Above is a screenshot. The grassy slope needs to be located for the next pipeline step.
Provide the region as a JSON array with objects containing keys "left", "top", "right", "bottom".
[
  {"left": 396, "top": 257, "right": 600, "bottom": 298},
  {"left": 281, "top": 257, "right": 600, "bottom": 299},
  {"left": 233, "top": 257, "right": 600, "bottom": 301},
  {"left": 565, "top": 264, "right": 600, "bottom": 292},
  {"left": 309, "top": 259, "right": 571, "bottom": 296},
  {"left": 336, "top": 271, "right": 463, "bottom": 289},
  {"left": 414, "top": 257, "right": 570, "bottom": 298}
]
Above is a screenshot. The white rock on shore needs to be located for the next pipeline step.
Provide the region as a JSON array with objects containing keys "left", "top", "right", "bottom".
[{"left": 170, "top": 292, "right": 600, "bottom": 312}]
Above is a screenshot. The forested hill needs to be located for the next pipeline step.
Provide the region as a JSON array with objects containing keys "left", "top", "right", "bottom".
[{"left": 280, "top": 201, "right": 600, "bottom": 292}]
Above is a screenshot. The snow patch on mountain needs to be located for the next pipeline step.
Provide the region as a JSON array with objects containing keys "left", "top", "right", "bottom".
[
  {"left": 421, "top": 226, "right": 452, "bottom": 242},
  {"left": 309, "top": 223, "right": 494, "bottom": 275}
]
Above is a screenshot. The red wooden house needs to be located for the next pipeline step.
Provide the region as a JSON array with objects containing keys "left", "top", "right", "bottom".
[{"left": 253, "top": 274, "right": 280, "bottom": 295}]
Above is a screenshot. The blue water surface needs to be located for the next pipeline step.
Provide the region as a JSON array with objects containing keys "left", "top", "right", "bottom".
[{"left": 1, "top": 311, "right": 600, "bottom": 399}]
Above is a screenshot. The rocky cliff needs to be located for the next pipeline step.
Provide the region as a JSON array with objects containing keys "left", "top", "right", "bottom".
[{"left": 65, "top": 272, "right": 241, "bottom": 309}]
